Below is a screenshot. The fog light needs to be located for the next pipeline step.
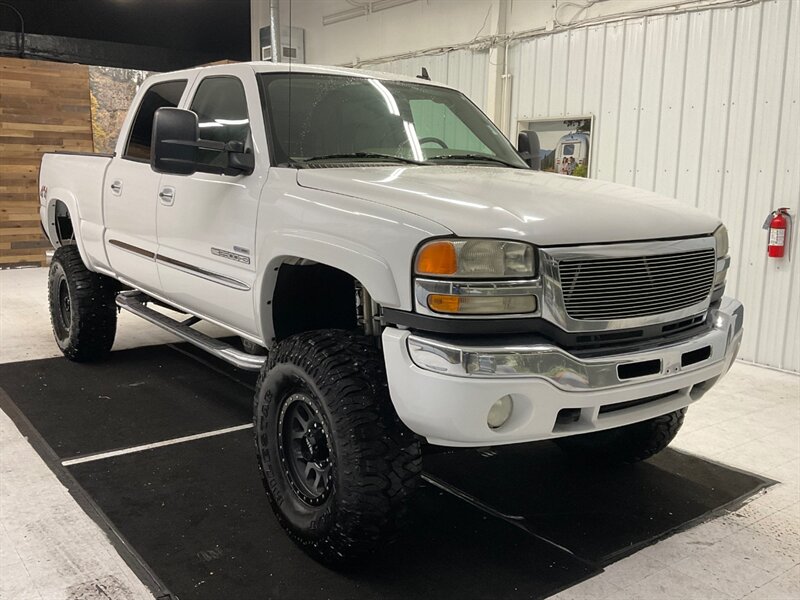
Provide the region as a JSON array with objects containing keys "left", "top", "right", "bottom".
[{"left": 487, "top": 395, "right": 513, "bottom": 429}]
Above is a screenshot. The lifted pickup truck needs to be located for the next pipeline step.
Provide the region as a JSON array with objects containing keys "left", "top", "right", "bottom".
[{"left": 39, "top": 62, "right": 743, "bottom": 565}]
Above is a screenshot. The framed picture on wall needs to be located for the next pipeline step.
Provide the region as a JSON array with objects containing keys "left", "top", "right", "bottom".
[{"left": 517, "top": 116, "right": 593, "bottom": 178}]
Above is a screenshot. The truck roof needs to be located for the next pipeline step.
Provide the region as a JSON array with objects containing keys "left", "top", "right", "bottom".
[{"left": 143, "top": 61, "right": 449, "bottom": 89}]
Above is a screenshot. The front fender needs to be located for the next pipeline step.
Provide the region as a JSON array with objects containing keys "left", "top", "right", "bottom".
[
  {"left": 255, "top": 231, "right": 404, "bottom": 344},
  {"left": 270, "top": 231, "right": 401, "bottom": 306},
  {"left": 253, "top": 172, "right": 452, "bottom": 343}
]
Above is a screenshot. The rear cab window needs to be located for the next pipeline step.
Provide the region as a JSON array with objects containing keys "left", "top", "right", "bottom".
[{"left": 124, "top": 80, "right": 187, "bottom": 161}]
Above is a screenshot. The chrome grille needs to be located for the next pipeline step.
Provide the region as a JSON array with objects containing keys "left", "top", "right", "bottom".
[{"left": 558, "top": 248, "right": 716, "bottom": 320}]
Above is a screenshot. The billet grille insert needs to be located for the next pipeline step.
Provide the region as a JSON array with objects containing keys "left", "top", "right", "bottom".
[{"left": 558, "top": 248, "right": 716, "bottom": 320}]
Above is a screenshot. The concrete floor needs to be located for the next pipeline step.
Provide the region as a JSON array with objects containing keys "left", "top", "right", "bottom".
[{"left": 1, "top": 266, "right": 798, "bottom": 600}]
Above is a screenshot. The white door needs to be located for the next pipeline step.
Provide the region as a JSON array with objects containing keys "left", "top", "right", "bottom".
[
  {"left": 156, "top": 75, "right": 264, "bottom": 334},
  {"left": 104, "top": 79, "right": 188, "bottom": 291}
]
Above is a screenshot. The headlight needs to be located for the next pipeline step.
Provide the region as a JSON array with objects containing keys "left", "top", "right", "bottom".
[
  {"left": 414, "top": 239, "right": 539, "bottom": 316},
  {"left": 713, "top": 225, "right": 729, "bottom": 289},
  {"left": 415, "top": 238, "right": 535, "bottom": 278},
  {"left": 713, "top": 225, "right": 729, "bottom": 258}
]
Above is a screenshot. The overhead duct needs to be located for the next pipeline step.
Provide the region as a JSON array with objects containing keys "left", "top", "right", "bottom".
[{"left": 323, "top": 0, "right": 418, "bottom": 26}]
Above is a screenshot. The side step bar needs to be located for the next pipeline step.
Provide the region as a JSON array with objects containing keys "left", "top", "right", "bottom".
[{"left": 116, "top": 291, "right": 266, "bottom": 371}]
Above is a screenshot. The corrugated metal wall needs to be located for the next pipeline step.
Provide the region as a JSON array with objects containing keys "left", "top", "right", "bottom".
[
  {"left": 507, "top": 0, "right": 799, "bottom": 372},
  {"left": 369, "top": 0, "right": 799, "bottom": 372},
  {"left": 369, "top": 48, "right": 490, "bottom": 111}
]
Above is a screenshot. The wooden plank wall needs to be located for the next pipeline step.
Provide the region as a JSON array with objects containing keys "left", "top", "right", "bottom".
[{"left": 0, "top": 57, "right": 93, "bottom": 267}]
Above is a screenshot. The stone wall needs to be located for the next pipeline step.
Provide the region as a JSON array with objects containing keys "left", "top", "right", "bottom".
[{"left": 88, "top": 66, "right": 151, "bottom": 154}]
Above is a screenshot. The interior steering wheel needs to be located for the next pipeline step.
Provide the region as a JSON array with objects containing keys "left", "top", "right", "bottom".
[
  {"left": 398, "top": 136, "right": 449, "bottom": 150},
  {"left": 417, "top": 136, "right": 448, "bottom": 148}
]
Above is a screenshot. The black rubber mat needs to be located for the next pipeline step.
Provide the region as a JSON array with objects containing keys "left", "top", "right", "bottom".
[
  {"left": 68, "top": 429, "right": 593, "bottom": 600},
  {"left": 0, "top": 345, "right": 773, "bottom": 600},
  {"left": 423, "top": 443, "right": 771, "bottom": 565},
  {"left": 0, "top": 344, "right": 256, "bottom": 459}
]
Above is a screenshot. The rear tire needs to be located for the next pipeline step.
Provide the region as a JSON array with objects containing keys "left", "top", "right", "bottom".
[
  {"left": 555, "top": 408, "right": 687, "bottom": 465},
  {"left": 254, "top": 329, "right": 421, "bottom": 566},
  {"left": 48, "top": 245, "right": 117, "bottom": 362}
]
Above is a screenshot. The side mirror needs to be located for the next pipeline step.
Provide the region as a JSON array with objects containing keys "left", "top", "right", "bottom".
[
  {"left": 152, "top": 108, "right": 199, "bottom": 175},
  {"left": 517, "top": 130, "right": 541, "bottom": 170},
  {"left": 226, "top": 140, "right": 255, "bottom": 173},
  {"left": 151, "top": 107, "right": 255, "bottom": 176}
]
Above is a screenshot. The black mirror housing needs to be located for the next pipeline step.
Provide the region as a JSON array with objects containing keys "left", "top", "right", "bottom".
[
  {"left": 151, "top": 107, "right": 255, "bottom": 177},
  {"left": 228, "top": 150, "right": 255, "bottom": 174},
  {"left": 151, "top": 108, "right": 200, "bottom": 175},
  {"left": 223, "top": 140, "right": 255, "bottom": 175},
  {"left": 517, "top": 130, "right": 541, "bottom": 170}
]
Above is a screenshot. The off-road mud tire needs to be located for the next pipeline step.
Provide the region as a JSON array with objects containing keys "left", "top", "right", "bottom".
[
  {"left": 254, "top": 329, "right": 422, "bottom": 565},
  {"left": 555, "top": 408, "right": 687, "bottom": 465},
  {"left": 47, "top": 245, "right": 117, "bottom": 361}
]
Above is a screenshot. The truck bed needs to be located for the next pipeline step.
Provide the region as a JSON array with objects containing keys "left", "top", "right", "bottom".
[{"left": 39, "top": 152, "right": 115, "bottom": 272}]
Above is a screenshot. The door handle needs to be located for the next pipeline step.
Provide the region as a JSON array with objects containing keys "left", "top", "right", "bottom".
[
  {"left": 110, "top": 180, "right": 122, "bottom": 195},
  {"left": 158, "top": 186, "right": 175, "bottom": 206}
]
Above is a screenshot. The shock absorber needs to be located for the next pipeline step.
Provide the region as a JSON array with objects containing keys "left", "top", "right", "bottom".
[{"left": 357, "top": 284, "right": 379, "bottom": 337}]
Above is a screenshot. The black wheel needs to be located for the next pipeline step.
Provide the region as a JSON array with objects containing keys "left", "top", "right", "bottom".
[
  {"left": 48, "top": 245, "right": 117, "bottom": 362},
  {"left": 254, "top": 329, "right": 421, "bottom": 565},
  {"left": 555, "top": 408, "right": 687, "bottom": 465}
]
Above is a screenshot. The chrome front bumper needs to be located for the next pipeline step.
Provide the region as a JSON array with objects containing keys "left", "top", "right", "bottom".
[
  {"left": 406, "top": 297, "right": 743, "bottom": 392},
  {"left": 382, "top": 297, "right": 743, "bottom": 447}
]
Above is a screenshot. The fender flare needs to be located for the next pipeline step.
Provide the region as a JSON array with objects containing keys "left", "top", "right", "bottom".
[
  {"left": 256, "top": 230, "right": 402, "bottom": 343},
  {"left": 44, "top": 189, "right": 93, "bottom": 269}
]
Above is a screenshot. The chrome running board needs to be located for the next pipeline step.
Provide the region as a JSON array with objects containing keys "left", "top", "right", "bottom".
[{"left": 116, "top": 291, "right": 266, "bottom": 371}]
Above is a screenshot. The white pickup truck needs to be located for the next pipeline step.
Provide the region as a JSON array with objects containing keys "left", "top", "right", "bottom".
[{"left": 39, "top": 62, "right": 743, "bottom": 565}]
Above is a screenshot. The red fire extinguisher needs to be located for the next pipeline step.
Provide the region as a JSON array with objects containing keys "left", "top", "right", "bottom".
[{"left": 764, "top": 208, "right": 791, "bottom": 258}]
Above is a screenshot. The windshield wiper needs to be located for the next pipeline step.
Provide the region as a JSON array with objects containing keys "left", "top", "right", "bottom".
[
  {"left": 294, "top": 152, "right": 426, "bottom": 166},
  {"left": 427, "top": 153, "right": 522, "bottom": 168}
]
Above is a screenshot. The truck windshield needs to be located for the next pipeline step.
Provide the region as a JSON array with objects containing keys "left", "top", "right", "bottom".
[{"left": 258, "top": 72, "right": 527, "bottom": 169}]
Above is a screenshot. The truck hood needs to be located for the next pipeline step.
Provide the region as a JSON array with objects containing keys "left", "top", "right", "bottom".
[{"left": 296, "top": 166, "right": 720, "bottom": 246}]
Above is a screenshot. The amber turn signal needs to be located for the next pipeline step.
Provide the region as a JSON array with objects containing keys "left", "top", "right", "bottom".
[
  {"left": 427, "top": 294, "right": 461, "bottom": 313},
  {"left": 427, "top": 294, "right": 537, "bottom": 315},
  {"left": 415, "top": 241, "right": 458, "bottom": 275}
]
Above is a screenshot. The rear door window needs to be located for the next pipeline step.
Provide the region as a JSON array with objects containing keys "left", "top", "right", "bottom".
[{"left": 124, "top": 80, "right": 187, "bottom": 161}]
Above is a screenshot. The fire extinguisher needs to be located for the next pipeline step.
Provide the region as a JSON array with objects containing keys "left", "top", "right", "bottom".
[{"left": 763, "top": 208, "right": 792, "bottom": 258}]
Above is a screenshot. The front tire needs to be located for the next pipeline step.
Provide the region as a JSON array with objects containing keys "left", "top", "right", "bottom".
[
  {"left": 48, "top": 245, "right": 117, "bottom": 361},
  {"left": 254, "top": 330, "right": 421, "bottom": 565},
  {"left": 555, "top": 408, "right": 687, "bottom": 465}
]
